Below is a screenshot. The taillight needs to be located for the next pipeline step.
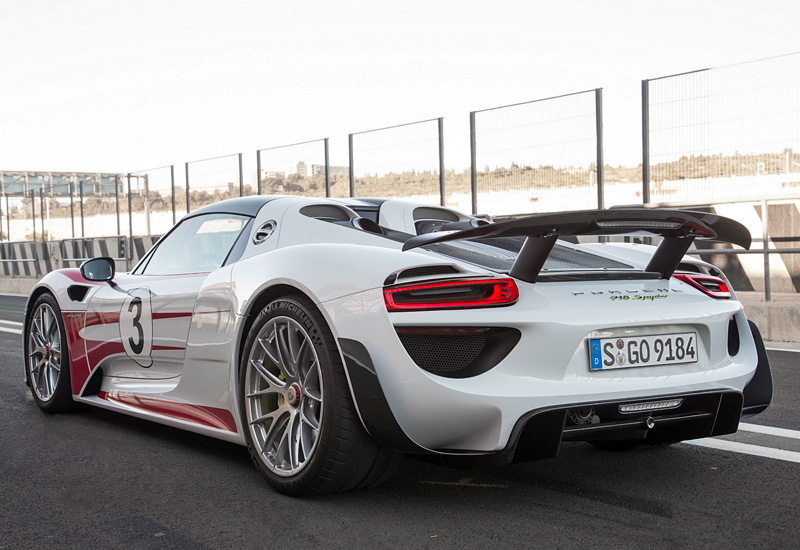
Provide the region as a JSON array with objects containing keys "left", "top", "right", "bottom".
[
  {"left": 383, "top": 278, "right": 519, "bottom": 312},
  {"left": 673, "top": 273, "right": 731, "bottom": 299}
]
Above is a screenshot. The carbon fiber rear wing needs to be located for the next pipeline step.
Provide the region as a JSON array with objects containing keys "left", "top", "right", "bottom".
[{"left": 402, "top": 208, "right": 751, "bottom": 282}]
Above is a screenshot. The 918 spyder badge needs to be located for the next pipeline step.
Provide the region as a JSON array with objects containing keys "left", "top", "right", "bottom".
[{"left": 120, "top": 288, "right": 153, "bottom": 368}]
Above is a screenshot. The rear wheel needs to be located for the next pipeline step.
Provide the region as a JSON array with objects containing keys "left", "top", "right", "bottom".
[
  {"left": 239, "top": 295, "right": 401, "bottom": 496},
  {"left": 26, "top": 293, "right": 75, "bottom": 412}
]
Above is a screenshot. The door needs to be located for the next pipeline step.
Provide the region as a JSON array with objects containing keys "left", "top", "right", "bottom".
[{"left": 83, "top": 213, "right": 250, "bottom": 380}]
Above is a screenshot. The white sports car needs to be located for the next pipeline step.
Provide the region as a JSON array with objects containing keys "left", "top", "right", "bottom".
[{"left": 23, "top": 196, "right": 772, "bottom": 496}]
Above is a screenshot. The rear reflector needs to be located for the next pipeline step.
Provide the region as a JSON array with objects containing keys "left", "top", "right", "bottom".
[
  {"left": 673, "top": 273, "right": 731, "bottom": 299},
  {"left": 619, "top": 399, "right": 683, "bottom": 414},
  {"left": 384, "top": 278, "right": 519, "bottom": 312}
]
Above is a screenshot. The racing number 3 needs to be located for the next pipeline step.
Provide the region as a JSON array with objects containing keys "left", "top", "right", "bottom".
[
  {"left": 120, "top": 289, "right": 153, "bottom": 367},
  {"left": 127, "top": 297, "right": 145, "bottom": 354}
]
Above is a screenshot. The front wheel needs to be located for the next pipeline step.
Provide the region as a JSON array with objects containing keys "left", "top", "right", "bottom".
[
  {"left": 239, "top": 295, "right": 400, "bottom": 496},
  {"left": 25, "top": 293, "right": 75, "bottom": 412}
]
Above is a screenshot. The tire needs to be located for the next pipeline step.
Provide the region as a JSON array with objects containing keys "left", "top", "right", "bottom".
[
  {"left": 239, "top": 295, "right": 401, "bottom": 496},
  {"left": 25, "top": 293, "right": 75, "bottom": 413}
]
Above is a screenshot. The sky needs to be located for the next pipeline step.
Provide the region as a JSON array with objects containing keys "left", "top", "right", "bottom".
[{"left": 2, "top": 0, "right": 799, "bottom": 176}]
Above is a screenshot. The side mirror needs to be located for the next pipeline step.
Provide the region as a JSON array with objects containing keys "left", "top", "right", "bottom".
[{"left": 80, "top": 257, "right": 116, "bottom": 282}]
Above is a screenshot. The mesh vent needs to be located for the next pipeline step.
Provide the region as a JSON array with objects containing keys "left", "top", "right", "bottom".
[
  {"left": 427, "top": 243, "right": 513, "bottom": 271},
  {"left": 397, "top": 265, "right": 460, "bottom": 279},
  {"left": 544, "top": 245, "right": 631, "bottom": 270},
  {"left": 398, "top": 332, "right": 486, "bottom": 375}
]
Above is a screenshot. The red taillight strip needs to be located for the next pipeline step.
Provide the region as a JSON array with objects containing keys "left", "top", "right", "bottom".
[
  {"left": 673, "top": 273, "right": 731, "bottom": 299},
  {"left": 383, "top": 278, "right": 519, "bottom": 312}
]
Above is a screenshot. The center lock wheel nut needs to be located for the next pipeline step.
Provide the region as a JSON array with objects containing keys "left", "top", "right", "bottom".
[{"left": 286, "top": 383, "right": 302, "bottom": 408}]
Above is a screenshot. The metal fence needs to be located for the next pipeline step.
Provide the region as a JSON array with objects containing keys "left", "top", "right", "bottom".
[
  {"left": 127, "top": 166, "right": 177, "bottom": 237},
  {"left": 349, "top": 119, "right": 444, "bottom": 205},
  {"left": 257, "top": 139, "right": 331, "bottom": 198},
  {"left": 185, "top": 153, "right": 244, "bottom": 213},
  {"left": 643, "top": 53, "right": 800, "bottom": 204},
  {"left": 470, "top": 89, "right": 604, "bottom": 215}
]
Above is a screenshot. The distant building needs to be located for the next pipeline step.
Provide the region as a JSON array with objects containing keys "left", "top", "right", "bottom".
[
  {"left": 311, "top": 164, "right": 349, "bottom": 176},
  {"left": 296, "top": 162, "right": 307, "bottom": 178}
]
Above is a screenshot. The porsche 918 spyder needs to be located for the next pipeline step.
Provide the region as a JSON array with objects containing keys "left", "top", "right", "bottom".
[{"left": 23, "top": 195, "right": 772, "bottom": 496}]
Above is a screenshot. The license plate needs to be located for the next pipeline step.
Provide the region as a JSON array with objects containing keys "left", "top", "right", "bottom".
[{"left": 589, "top": 332, "right": 698, "bottom": 371}]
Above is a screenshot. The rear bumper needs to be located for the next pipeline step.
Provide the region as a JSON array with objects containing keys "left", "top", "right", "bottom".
[
  {"left": 340, "top": 319, "right": 770, "bottom": 466},
  {"left": 342, "top": 336, "right": 746, "bottom": 466}
]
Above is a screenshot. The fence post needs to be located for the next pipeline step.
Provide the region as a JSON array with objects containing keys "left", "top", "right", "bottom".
[
  {"left": 184, "top": 163, "right": 190, "bottom": 213},
  {"left": 469, "top": 111, "right": 478, "bottom": 215},
  {"left": 641, "top": 79, "right": 651, "bottom": 204},
  {"left": 39, "top": 187, "right": 45, "bottom": 241},
  {"left": 115, "top": 175, "right": 121, "bottom": 235},
  {"left": 170, "top": 165, "right": 176, "bottom": 225},
  {"left": 127, "top": 174, "right": 133, "bottom": 272},
  {"left": 79, "top": 180, "right": 85, "bottom": 238},
  {"left": 238, "top": 153, "right": 244, "bottom": 197},
  {"left": 69, "top": 180, "right": 75, "bottom": 239},
  {"left": 256, "top": 150, "right": 262, "bottom": 195},
  {"left": 438, "top": 117, "right": 445, "bottom": 207},
  {"left": 30, "top": 190, "right": 36, "bottom": 243},
  {"left": 595, "top": 88, "right": 605, "bottom": 210},
  {"left": 6, "top": 195, "right": 11, "bottom": 242},
  {"left": 762, "top": 199, "right": 771, "bottom": 302},
  {"left": 144, "top": 174, "right": 151, "bottom": 236},
  {"left": 127, "top": 174, "right": 133, "bottom": 240},
  {"left": 348, "top": 134, "right": 355, "bottom": 197},
  {"left": 324, "top": 138, "right": 331, "bottom": 198},
  {"left": 30, "top": 190, "right": 40, "bottom": 277}
]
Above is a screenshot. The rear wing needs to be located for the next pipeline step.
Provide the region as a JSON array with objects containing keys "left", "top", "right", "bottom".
[{"left": 402, "top": 208, "right": 751, "bottom": 282}]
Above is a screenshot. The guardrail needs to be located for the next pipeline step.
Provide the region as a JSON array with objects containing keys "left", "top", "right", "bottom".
[
  {"left": 59, "top": 236, "right": 129, "bottom": 271},
  {"left": 0, "top": 241, "right": 40, "bottom": 278}
]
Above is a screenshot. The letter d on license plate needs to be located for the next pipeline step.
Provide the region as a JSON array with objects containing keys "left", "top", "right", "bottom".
[{"left": 589, "top": 332, "right": 698, "bottom": 371}]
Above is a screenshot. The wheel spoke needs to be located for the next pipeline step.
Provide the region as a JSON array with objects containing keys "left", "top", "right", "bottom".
[
  {"left": 303, "top": 362, "right": 322, "bottom": 402},
  {"left": 31, "top": 357, "right": 44, "bottom": 377},
  {"left": 249, "top": 407, "right": 283, "bottom": 427},
  {"left": 246, "top": 388, "right": 278, "bottom": 399},
  {"left": 300, "top": 400, "right": 320, "bottom": 431},
  {"left": 30, "top": 315, "right": 46, "bottom": 349},
  {"left": 271, "top": 413, "right": 293, "bottom": 468},
  {"left": 300, "top": 417, "right": 318, "bottom": 459},
  {"left": 258, "top": 332, "right": 281, "bottom": 368},
  {"left": 41, "top": 363, "right": 51, "bottom": 397},
  {"left": 48, "top": 357, "right": 61, "bottom": 373},
  {"left": 250, "top": 359, "right": 285, "bottom": 391},
  {"left": 286, "top": 412, "right": 301, "bottom": 469},
  {"left": 275, "top": 323, "right": 297, "bottom": 379}
]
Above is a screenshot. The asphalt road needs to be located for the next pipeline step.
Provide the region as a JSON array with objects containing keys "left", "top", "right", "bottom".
[{"left": 1, "top": 295, "right": 798, "bottom": 550}]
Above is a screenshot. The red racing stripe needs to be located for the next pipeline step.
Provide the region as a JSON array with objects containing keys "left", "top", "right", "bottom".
[
  {"left": 85, "top": 311, "right": 121, "bottom": 328},
  {"left": 62, "top": 312, "right": 92, "bottom": 395},
  {"left": 86, "top": 340, "right": 126, "bottom": 366},
  {"left": 59, "top": 269, "right": 103, "bottom": 285},
  {"left": 152, "top": 311, "right": 193, "bottom": 320},
  {"left": 98, "top": 391, "right": 237, "bottom": 432}
]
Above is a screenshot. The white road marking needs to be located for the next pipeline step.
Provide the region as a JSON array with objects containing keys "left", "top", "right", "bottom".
[
  {"left": 684, "top": 438, "right": 800, "bottom": 464},
  {"left": 738, "top": 422, "right": 800, "bottom": 441},
  {"left": 0, "top": 326, "right": 22, "bottom": 335},
  {"left": 766, "top": 347, "right": 800, "bottom": 353},
  {"left": 0, "top": 319, "right": 23, "bottom": 327}
]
